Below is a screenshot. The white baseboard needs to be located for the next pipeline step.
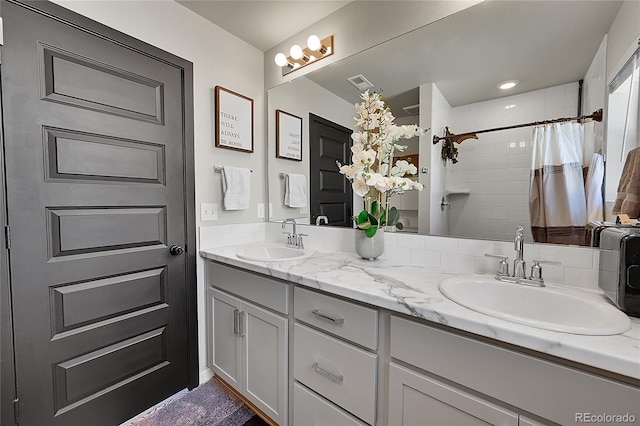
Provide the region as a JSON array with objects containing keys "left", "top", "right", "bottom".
[{"left": 199, "top": 367, "right": 214, "bottom": 385}]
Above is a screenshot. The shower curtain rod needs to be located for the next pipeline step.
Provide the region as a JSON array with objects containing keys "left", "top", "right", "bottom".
[{"left": 432, "top": 108, "right": 603, "bottom": 145}]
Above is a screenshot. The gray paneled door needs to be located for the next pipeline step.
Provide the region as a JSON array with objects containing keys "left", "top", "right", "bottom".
[
  {"left": 309, "top": 114, "right": 353, "bottom": 227},
  {"left": 1, "top": 1, "right": 196, "bottom": 425}
]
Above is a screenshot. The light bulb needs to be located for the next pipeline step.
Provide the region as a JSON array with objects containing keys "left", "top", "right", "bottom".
[
  {"left": 307, "top": 35, "right": 321, "bottom": 51},
  {"left": 290, "top": 45, "right": 303, "bottom": 60},
  {"left": 274, "top": 53, "right": 288, "bottom": 67}
]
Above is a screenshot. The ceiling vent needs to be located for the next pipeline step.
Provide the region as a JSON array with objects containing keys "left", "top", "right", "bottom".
[
  {"left": 347, "top": 74, "right": 374, "bottom": 91},
  {"left": 402, "top": 104, "right": 420, "bottom": 116}
]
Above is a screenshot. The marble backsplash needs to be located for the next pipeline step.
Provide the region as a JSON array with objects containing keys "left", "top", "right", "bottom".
[{"left": 199, "top": 222, "right": 600, "bottom": 290}]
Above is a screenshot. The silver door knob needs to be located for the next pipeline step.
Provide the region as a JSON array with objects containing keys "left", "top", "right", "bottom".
[{"left": 169, "top": 245, "right": 184, "bottom": 256}]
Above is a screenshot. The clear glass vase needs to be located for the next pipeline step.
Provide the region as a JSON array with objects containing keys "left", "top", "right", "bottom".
[{"left": 354, "top": 228, "right": 384, "bottom": 261}]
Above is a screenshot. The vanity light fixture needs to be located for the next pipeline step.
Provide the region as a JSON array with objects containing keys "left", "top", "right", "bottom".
[
  {"left": 498, "top": 80, "right": 519, "bottom": 90},
  {"left": 274, "top": 34, "right": 334, "bottom": 76}
]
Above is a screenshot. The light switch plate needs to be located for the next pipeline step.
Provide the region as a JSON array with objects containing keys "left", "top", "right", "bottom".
[
  {"left": 201, "top": 203, "right": 218, "bottom": 221},
  {"left": 268, "top": 203, "right": 273, "bottom": 218},
  {"left": 257, "top": 203, "right": 265, "bottom": 219}
]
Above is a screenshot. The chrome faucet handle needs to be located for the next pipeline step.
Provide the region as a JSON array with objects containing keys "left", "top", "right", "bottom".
[
  {"left": 296, "top": 233, "right": 308, "bottom": 249},
  {"left": 529, "top": 259, "right": 562, "bottom": 283},
  {"left": 484, "top": 253, "right": 509, "bottom": 276}
]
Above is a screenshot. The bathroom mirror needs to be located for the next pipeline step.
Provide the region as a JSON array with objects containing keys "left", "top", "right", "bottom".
[{"left": 267, "top": 0, "right": 629, "bottom": 244}]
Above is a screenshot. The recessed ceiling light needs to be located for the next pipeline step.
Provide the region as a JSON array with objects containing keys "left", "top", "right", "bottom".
[
  {"left": 498, "top": 80, "right": 519, "bottom": 90},
  {"left": 504, "top": 104, "right": 517, "bottom": 109}
]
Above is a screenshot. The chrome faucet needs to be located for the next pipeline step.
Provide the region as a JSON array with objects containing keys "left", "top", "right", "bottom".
[
  {"left": 282, "top": 218, "right": 306, "bottom": 249},
  {"left": 282, "top": 218, "right": 297, "bottom": 236},
  {"left": 484, "top": 226, "right": 561, "bottom": 287},
  {"left": 316, "top": 215, "right": 329, "bottom": 225},
  {"left": 513, "top": 226, "right": 526, "bottom": 278}
]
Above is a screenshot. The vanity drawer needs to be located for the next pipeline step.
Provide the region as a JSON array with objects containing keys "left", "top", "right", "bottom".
[
  {"left": 207, "top": 261, "right": 289, "bottom": 314},
  {"left": 294, "top": 287, "right": 378, "bottom": 350},
  {"left": 294, "top": 323, "right": 377, "bottom": 425},
  {"left": 293, "top": 382, "right": 367, "bottom": 426}
]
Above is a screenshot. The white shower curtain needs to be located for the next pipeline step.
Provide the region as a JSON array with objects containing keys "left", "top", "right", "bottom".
[{"left": 529, "top": 122, "right": 589, "bottom": 245}]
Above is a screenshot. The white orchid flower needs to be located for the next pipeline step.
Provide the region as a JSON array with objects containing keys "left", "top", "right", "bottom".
[
  {"left": 366, "top": 173, "right": 391, "bottom": 193},
  {"left": 351, "top": 142, "right": 365, "bottom": 154},
  {"left": 352, "top": 177, "right": 369, "bottom": 197}
]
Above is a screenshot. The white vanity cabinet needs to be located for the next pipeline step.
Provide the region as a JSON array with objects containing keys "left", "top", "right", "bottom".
[
  {"left": 206, "top": 262, "right": 289, "bottom": 425},
  {"left": 293, "top": 287, "right": 379, "bottom": 425},
  {"left": 389, "top": 315, "right": 640, "bottom": 426}
]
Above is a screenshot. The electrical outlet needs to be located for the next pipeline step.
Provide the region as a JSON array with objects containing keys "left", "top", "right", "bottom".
[
  {"left": 268, "top": 203, "right": 273, "bottom": 218},
  {"left": 201, "top": 203, "right": 218, "bottom": 221},
  {"left": 257, "top": 203, "right": 265, "bottom": 219}
]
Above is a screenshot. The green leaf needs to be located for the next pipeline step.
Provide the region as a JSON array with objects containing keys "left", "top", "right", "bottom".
[
  {"left": 371, "top": 200, "right": 380, "bottom": 217},
  {"left": 386, "top": 206, "right": 400, "bottom": 226},
  {"left": 365, "top": 226, "right": 378, "bottom": 238},
  {"left": 355, "top": 210, "right": 369, "bottom": 225},
  {"left": 356, "top": 221, "right": 371, "bottom": 230}
]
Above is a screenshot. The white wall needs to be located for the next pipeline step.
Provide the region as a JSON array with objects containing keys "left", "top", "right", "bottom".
[
  {"left": 582, "top": 35, "right": 608, "bottom": 155},
  {"left": 606, "top": 0, "right": 640, "bottom": 81},
  {"left": 267, "top": 77, "right": 353, "bottom": 223},
  {"left": 418, "top": 84, "right": 433, "bottom": 235},
  {"left": 429, "top": 84, "right": 453, "bottom": 236},
  {"left": 444, "top": 83, "right": 579, "bottom": 242},
  {"left": 52, "top": 0, "right": 265, "bottom": 380}
]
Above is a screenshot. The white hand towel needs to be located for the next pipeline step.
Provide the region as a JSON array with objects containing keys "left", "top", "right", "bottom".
[
  {"left": 585, "top": 152, "right": 604, "bottom": 222},
  {"left": 222, "top": 166, "right": 250, "bottom": 210},
  {"left": 284, "top": 173, "right": 307, "bottom": 208}
]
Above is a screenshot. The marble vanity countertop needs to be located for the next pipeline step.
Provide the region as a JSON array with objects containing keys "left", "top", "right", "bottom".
[{"left": 200, "top": 245, "right": 640, "bottom": 381}]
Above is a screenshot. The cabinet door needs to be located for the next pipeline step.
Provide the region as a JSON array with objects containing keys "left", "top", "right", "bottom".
[
  {"left": 210, "top": 289, "right": 243, "bottom": 392},
  {"left": 388, "top": 363, "right": 518, "bottom": 426},
  {"left": 243, "top": 301, "right": 288, "bottom": 425}
]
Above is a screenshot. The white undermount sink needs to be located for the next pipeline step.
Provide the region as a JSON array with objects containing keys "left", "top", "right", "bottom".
[
  {"left": 438, "top": 275, "right": 632, "bottom": 335},
  {"left": 236, "top": 245, "right": 312, "bottom": 262}
]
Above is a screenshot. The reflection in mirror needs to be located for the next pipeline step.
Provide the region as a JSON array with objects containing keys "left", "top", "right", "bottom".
[
  {"left": 267, "top": 0, "right": 634, "bottom": 245},
  {"left": 606, "top": 46, "right": 640, "bottom": 222}
]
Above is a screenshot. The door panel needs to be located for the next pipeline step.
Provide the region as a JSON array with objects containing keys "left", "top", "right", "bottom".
[
  {"left": 2, "top": 2, "right": 195, "bottom": 425},
  {"left": 243, "top": 301, "right": 288, "bottom": 425},
  {"left": 211, "top": 289, "right": 242, "bottom": 392},
  {"left": 309, "top": 114, "right": 353, "bottom": 227},
  {"left": 40, "top": 44, "right": 164, "bottom": 123}
]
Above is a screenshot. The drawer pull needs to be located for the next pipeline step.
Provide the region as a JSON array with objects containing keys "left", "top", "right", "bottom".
[
  {"left": 312, "top": 309, "right": 344, "bottom": 325},
  {"left": 233, "top": 308, "right": 239, "bottom": 336},
  {"left": 312, "top": 362, "right": 344, "bottom": 384},
  {"left": 238, "top": 311, "right": 245, "bottom": 338}
]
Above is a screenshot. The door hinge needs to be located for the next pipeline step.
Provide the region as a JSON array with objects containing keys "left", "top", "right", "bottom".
[
  {"left": 4, "top": 226, "right": 10, "bottom": 249},
  {"left": 13, "top": 398, "right": 20, "bottom": 424}
]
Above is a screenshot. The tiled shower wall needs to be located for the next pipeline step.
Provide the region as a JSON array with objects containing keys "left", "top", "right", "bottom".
[{"left": 443, "top": 82, "right": 579, "bottom": 242}]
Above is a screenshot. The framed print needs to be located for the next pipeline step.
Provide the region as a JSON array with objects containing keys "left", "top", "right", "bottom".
[
  {"left": 215, "top": 86, "right": 254, "bottom": 153},
  {"left": 276, "top": 109, "right": 302, "bottom": 161}
]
